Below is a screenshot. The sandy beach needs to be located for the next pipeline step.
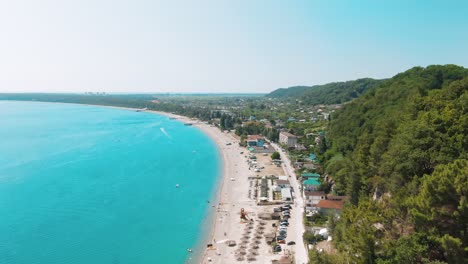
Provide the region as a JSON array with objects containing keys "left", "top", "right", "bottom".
[
  {"left": 148, "top": 111, "right": 307, "bottom": 264},
  {"left": 150, "top": 111, "right": 264, "bottom": 263}
]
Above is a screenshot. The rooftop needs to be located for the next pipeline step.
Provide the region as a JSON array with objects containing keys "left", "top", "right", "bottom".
[
  {"left": 276, "top": 179, "right": 290, "bottom": 185},
  {"left": 280, "top": 131, "right": 297, "bottom": 138},
  {"left": 317, "top": 199, "right": 344, "bottom": 210},
  {"left": 247, "top": 135, "right": 264, "bottom": 141},
  {"left": 309, "top": 153, "right": 318, "bottom": 161},
  {"left": 281, "top": 188, "right": 292, "bottom": 199},
  {"left": 302, "top": 173, "right": 320, "bottom": 178},
  {"left": 303, "top": 178, "right": 320, "bottom": 186},
  {"left": 304, "top": 191, "right": 326, "bottom": 197}
]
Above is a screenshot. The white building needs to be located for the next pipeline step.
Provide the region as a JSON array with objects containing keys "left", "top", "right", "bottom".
[
  {"left": 304, "top": 191, "right": 326, "bottom": 206},
  {"left": 279, "top": 131, "right": 298, "bottom": 148},
  {"left": 281, "top": 188, "right": 292, "bottom": 201},
  {"left": 278, "top": 175, "right": 288, "bottom": 181}
]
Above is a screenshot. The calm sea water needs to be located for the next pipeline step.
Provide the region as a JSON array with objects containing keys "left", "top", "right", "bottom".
[{"left": 0, "top": 101, "right": 220, "bottom": 264}]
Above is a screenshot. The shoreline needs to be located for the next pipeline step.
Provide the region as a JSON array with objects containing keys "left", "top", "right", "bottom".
[
  {"left": 2, "top": 100, "right": 307, "bottom": 264},
  {"left": 0, "top": 100, "right": 237, "bottom": 263},
  {"left": 148, "top": 110, "right": 242, "bottom": 264}
]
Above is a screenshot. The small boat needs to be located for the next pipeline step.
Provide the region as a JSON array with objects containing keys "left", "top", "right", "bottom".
[{"left": 176, "top": 184, "right": 180, "bottom": 188}]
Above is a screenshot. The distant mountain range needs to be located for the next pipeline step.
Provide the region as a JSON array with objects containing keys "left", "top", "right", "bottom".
[{"left": 266, "top": 78, "right": 385, "bottom": 105}]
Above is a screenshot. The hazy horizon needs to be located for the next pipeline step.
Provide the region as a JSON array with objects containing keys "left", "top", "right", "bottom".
[{"left": 1, "top": 0, "right": 467, "bottom": 93}]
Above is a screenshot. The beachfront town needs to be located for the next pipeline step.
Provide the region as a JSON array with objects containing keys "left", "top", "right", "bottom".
[
  {"left": 190, "top": 101, "right": 348, "bottom": 264},
  {"left": 4, "top": 66, "right": 466, "bottom": 264}
]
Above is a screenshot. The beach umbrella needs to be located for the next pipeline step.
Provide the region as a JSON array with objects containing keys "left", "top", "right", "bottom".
[
  {"left": 248, "top": 226, "right": 254, "bottom": 230},
  {"left": 236, "top": 256, "right": 245, "bottom": 261},
  {"left": 247, "top": 255, "right": 256, "bottom": 261},
  {"left": 237, "top": 249, "right": 246, "bottom": 255},
  {"left": 250, "top": 244, "right": 259, "bottom": 249},
  {"left": 241, "top": 237, "right": 249, "bottom": 242},
  {"left": 259, "top": 221, "right": 266, "bottom": 226},
  {"left": 254, "top": 239, "right": 261, "bottom": 244},
  {"left": 258, "top": 225, "right": 265, "bottom": 230},
  {"left": 255, "top": 235, "right": 262, "bottom": 239},
  {"left": 239, "top": 244, "right": 247, "bottom": 249}
]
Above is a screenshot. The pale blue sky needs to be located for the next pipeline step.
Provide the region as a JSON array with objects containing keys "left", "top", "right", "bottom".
[{"left": 0, "top": 0, "right": 467, "bottom": 93}]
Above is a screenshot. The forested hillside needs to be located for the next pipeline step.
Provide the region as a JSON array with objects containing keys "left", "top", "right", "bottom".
[
  {"left": 316, "top": 65, "right": 468, "bottom": 263},
  {"left": 266, "top": 78, "right": 384, "bottom": 105}
]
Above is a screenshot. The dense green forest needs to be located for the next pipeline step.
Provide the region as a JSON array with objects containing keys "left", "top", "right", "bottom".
[
  {"left": 315, "top": 65, "right": 468, "bottom": 263},
  {"left": 266, "top": 78, "right": 384, "bottom": 105}
]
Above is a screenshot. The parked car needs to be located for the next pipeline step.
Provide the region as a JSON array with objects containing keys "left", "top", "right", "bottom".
[
  {"left": 279, "top": 226, "right": 288, "bottom": 231},
  {"left": 277, "top": 239, "right": 286, "bottom": 244},
  {"left": 273, "top": 207, "right": 281, "bottom": 212},
  {"left": 283, "top": 204, "right": 292, "bottom": 209},
  {"left": 277, "top": 235, "right": 286, "bottom": 240},
  {"left": 280, "top": 222, "right": 289, "bottom": 227},
  {"left": 287, "top": 241, "right": 296, "bottom": 245},
  {"left": 273, "top": 245, "right": 282, "bottom": 252}
]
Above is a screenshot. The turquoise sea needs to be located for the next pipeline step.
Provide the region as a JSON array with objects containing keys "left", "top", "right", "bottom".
[{"left": 0, "top": 101, "right": 220, "bottom": 264}]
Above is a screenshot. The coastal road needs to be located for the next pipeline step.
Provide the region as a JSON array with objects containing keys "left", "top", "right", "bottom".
[{"left": 272, "top": 143, "right": 309, "bottom": 264}]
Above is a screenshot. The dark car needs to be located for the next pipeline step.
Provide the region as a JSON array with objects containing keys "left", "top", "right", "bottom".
[
  {"left": 283, "top": 204, "right": 292, "bottom": 209},
  {"left": 287, "top": 241, "right": 296, "bottom": 245},
  {"left": 273, "top": 245, "right": 282, "bottom": 252},
  {"left": 280, "top": 222, "right": 289, "bottom": 227}
]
